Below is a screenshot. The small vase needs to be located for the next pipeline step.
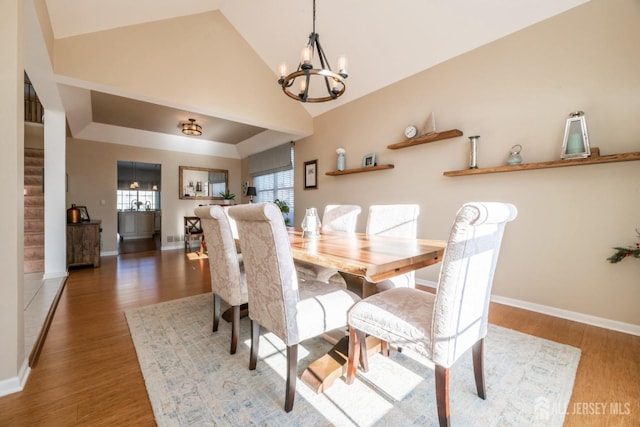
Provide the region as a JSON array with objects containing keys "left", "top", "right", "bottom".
[
  {"left": 337, "top": 153, "right": 346, "bottom": 171},
  {"left": 468, "top": 136, "right": 479, "bottom": 169}
]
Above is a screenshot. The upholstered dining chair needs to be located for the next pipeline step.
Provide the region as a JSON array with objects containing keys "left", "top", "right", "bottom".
[
  {"left": 295, "top": 204, "right": 362, "bottom": 284},
  {"left": 366, "top": 204, "right": 420, "bottom": 292},
  {"left": 228, "top": 202, "right": 360, "bottom": 412},
  {"left": 194, "top": 205, "right": 247, "bottom": 355},
  {"left": 346, "top": 202, "right": 518, "bottom": 427},
  {"left": 321, "top": 204, "right": 362, "bottom": 232}
]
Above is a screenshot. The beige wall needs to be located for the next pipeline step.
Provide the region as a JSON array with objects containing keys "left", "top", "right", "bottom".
[
  {"left": 54, "top": 10, "right": 312, "bottom": 137},
  {"left": 66, "top": 139, "right": 241, "bottom": 253},
  {"left": 294, "top": 0, "right": 640, "bottom": 326}
]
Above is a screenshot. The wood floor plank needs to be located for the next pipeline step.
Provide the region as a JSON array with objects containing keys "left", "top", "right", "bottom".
[{"left": 0, "top": 249, "right": 638, "bottom": 425}]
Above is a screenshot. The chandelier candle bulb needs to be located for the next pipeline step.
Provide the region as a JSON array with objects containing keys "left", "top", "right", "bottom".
[
  {"left": 338, "top": 55, "right": 348, "bottom": 75},
  {"left": 279, "top": 63, "right": 288, "bottom": 79},
  {"left": 301, "top": 46, "right": 312, "bottom": 65}
]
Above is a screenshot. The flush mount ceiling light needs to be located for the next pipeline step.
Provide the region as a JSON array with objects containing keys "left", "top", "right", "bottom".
[
  {"left": 277, "top": 0, "right": 348, "bottom": 103},
  {"left": 180, "top": 118, "right": 202, "bottom": 136}
]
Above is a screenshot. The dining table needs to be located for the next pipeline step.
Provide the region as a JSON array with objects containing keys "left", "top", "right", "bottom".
[{"left": 287, "top": 228, "right": 447, "bottom": 393}]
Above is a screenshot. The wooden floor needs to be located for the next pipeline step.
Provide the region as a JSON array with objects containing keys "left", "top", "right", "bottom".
[{"left": 0, "top": 249, "right": 638, "bottom": 426}]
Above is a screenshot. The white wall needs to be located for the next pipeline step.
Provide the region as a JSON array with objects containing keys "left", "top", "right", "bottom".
[
  {"left": 0, "top": 0, "right": 26, "bottom": 394},
  {"left": 293, "top": 0, "right": 640, "bottom": 326}
]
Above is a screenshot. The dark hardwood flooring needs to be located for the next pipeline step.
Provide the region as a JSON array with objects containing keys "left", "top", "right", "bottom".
[
  {"left": 0, "top": 249, "right": 637, "bottom": 425},
  {"left": 117, "top": 233, "right": 162, "bottom": 254}
]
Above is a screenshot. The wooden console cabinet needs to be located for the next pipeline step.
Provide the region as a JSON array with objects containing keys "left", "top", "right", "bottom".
[{"left": 67, "top": 220, "right": 101, "bottom": 268}]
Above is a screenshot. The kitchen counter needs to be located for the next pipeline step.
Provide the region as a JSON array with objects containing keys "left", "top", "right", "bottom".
[{"left": 118, "top": 211, "right": 158, "bottom": 239}]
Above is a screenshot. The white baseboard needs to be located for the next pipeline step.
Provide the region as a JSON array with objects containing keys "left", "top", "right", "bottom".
[
  {"left": 42, "top": 271, "right": 68, "bottom": 280},
  {"left": 415, "top": 279, "right": 640, "bottom": 336},
  {"left": 161, "top": 244, "right": 184, "bottom": 251},
  {"left": 0, "top": 358, "right": 30, "bottom": 398},
  {"left": 100, "top": 250, "right": 118, "bottom": 257}
]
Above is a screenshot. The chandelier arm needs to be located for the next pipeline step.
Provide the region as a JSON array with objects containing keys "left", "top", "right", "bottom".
[{"left": 314, "top": 35, "right": 332, "bottom": 71}]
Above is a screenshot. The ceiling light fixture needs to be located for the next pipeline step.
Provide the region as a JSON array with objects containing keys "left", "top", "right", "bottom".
[
  {"left": 277, "top": 0, "right": 347, "bottom": 103},
  {"left": 130, "top": 161, "right": 139, "bottom": 189},
  {"left": 181, "top": 118, "right": 202, "bottom": 136}
]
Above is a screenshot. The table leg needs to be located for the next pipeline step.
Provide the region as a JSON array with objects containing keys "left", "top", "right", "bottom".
[{"left": 301, "top": 335, "right": 381, "bottom": 393}]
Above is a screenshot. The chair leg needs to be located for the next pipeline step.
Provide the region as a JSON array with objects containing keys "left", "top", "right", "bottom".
[
  {"left": 230, "top": 305, "right": 240, "bottom": 355},
  {"left": 358, "top": 329, "right": 369, "bottom": 373},
  {"left": 346, "top": 326, "right": 361, "bottom": 384},
  {"left": 435, "top": 365, "right": 450, "bottom": 427},
  {"left": 284, "top": 345, "right": 298, "bottom": 412},
  {"left": 472, "top": 338, "right": 486, "bottom": 399},
  {"left": 212, "top": 293, "right": 220, "bottom": 332},
  {"left": 249, "top": 320, "right": 260, "bottom": 370}
]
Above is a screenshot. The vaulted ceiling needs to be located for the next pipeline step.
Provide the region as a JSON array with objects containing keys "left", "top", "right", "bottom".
[{"left": 25, "top": 0, "right": 589, "bottom": 158}]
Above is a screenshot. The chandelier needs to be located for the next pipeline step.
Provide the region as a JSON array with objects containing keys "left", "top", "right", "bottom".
[
  {"left": 277, "top": 0, "right": 348, "bottom": 103},
  {"left": 181, "top": 118, "right": 202, "bottom": 136}
]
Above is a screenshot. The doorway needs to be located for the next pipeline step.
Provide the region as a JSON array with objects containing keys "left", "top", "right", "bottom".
[{"left": 116, "top": 161, "right": 161, "bottom": 254}]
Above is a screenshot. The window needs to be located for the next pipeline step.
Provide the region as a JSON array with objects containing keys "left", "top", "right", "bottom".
[
  {"left": 252, "top": 145, "right": 294, "bottom": 225},
  {"left": 117, "top": 190, "right": 159, "bottom": 211}
]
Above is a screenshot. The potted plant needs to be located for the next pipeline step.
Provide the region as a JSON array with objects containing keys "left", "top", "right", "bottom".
[
  {"left": 274, "top": 199, "right": 291, "bottom": 225},
  {"left": 219, "top": 190, "right": 235, "bottom": 205}
]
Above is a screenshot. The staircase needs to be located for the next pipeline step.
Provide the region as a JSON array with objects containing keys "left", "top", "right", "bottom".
[{"left": 24, "top": 148, "right": 45, "bottom": 273}]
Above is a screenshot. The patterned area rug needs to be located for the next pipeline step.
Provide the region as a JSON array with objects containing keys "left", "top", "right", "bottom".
[{"left": 125, "top": 293, "right": 581, "bottom": 427}]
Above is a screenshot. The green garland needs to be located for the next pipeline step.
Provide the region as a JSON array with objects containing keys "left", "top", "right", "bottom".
[{"left": 607, "top": 231, "right": 640, "bottom": 263}]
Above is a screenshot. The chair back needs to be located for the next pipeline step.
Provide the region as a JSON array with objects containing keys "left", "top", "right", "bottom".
[
  {"left": 366, "top": 204, "right": 420, "bottom": 288},
  {"left": 432, "top": 202, "right": 517, "bottom": 367},
  {"left": 322, "top": 205, "right": 361, "bottom": 233},
  {"left": 194, "top": 206, "right": 246, "bottom": 307},
  {"left": 228, "top": 203, "right": 299, "bottom": 344},
  {"left": 366, "top": 204, "right": 419, "bottom": 237}
]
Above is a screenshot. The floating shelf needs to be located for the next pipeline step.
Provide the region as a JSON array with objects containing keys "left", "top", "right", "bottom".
[
  {"left": 387, "top": 129, "right": 463, "bottom": 150},
  {"left": 443, "top": 148, "right": 640, "bottom": 177},
  {"left": 325, "top": 164, "right": 394, "bottom": 176}
]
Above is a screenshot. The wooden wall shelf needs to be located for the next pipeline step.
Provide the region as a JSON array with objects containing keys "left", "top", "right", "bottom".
[
  {"left": 387, "top": 129, "right": 463, "bottom": 150},
  {"left": 443, "top": 148, "right": 640, "bottom": 177},
  {"left": 325, "top": 164, "right": 394, "bottom": 176}
]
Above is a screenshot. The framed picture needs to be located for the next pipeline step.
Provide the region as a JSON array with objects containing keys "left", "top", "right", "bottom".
[
  {"left": 362, "top": 153, "right": 376, "bottom": 168},
  {"left": 561, "top": 111, "right": 590, "bottom": 159},
  {"left": 304, "top": 160, "right": 318, "bottom": 189},
  {"left": 76, "top": 206, "right": 90, "bottom": 222}
]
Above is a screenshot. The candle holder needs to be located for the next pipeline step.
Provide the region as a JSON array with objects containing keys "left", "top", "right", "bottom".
[{"left": 468, "top": 136, "right": 479, "bottom": 169}]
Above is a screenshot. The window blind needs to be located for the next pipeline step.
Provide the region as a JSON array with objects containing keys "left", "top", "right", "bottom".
[{"left": 248, "top": 143, "right": 293, "bottom": 177}]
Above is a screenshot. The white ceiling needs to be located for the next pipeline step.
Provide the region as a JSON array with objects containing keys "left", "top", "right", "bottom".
[{"left": 35, "top": 0, "right": 590, "bottom": 156}]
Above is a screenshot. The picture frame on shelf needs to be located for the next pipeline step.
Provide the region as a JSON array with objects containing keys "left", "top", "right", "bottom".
[
  {"left": 362, "top": 153, "right": 376, "bottom": 168},
  {"left": 560, "top": 111, "right": 590, "bottom": 159},
  {"left": 76, "top": 206, "right": 90, "bottom": 222},
  {"left": 304, "top": 159, "right": 318, "bottom": 189}
]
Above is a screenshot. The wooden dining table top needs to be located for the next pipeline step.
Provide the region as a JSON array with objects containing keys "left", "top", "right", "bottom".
[{"left": 288, "top": 229, "right": 446, "bottom": 283}]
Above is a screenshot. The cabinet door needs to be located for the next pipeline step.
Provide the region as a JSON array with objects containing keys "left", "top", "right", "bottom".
[
  {"left": 120, "top": 213, "right": 136, "bottom": 234},
  {"left": 137, "top": 212, "right": 154, "bottom": 235}
]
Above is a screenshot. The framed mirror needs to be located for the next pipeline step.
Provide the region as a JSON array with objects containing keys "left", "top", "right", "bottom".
[{"left": 179, "top": 166, "right": 228, "bottom": 200}]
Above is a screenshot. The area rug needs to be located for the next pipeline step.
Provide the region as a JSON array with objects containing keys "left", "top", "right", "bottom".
[{"left": 125, "top": 293, "right": 581, "bottom": 427}]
